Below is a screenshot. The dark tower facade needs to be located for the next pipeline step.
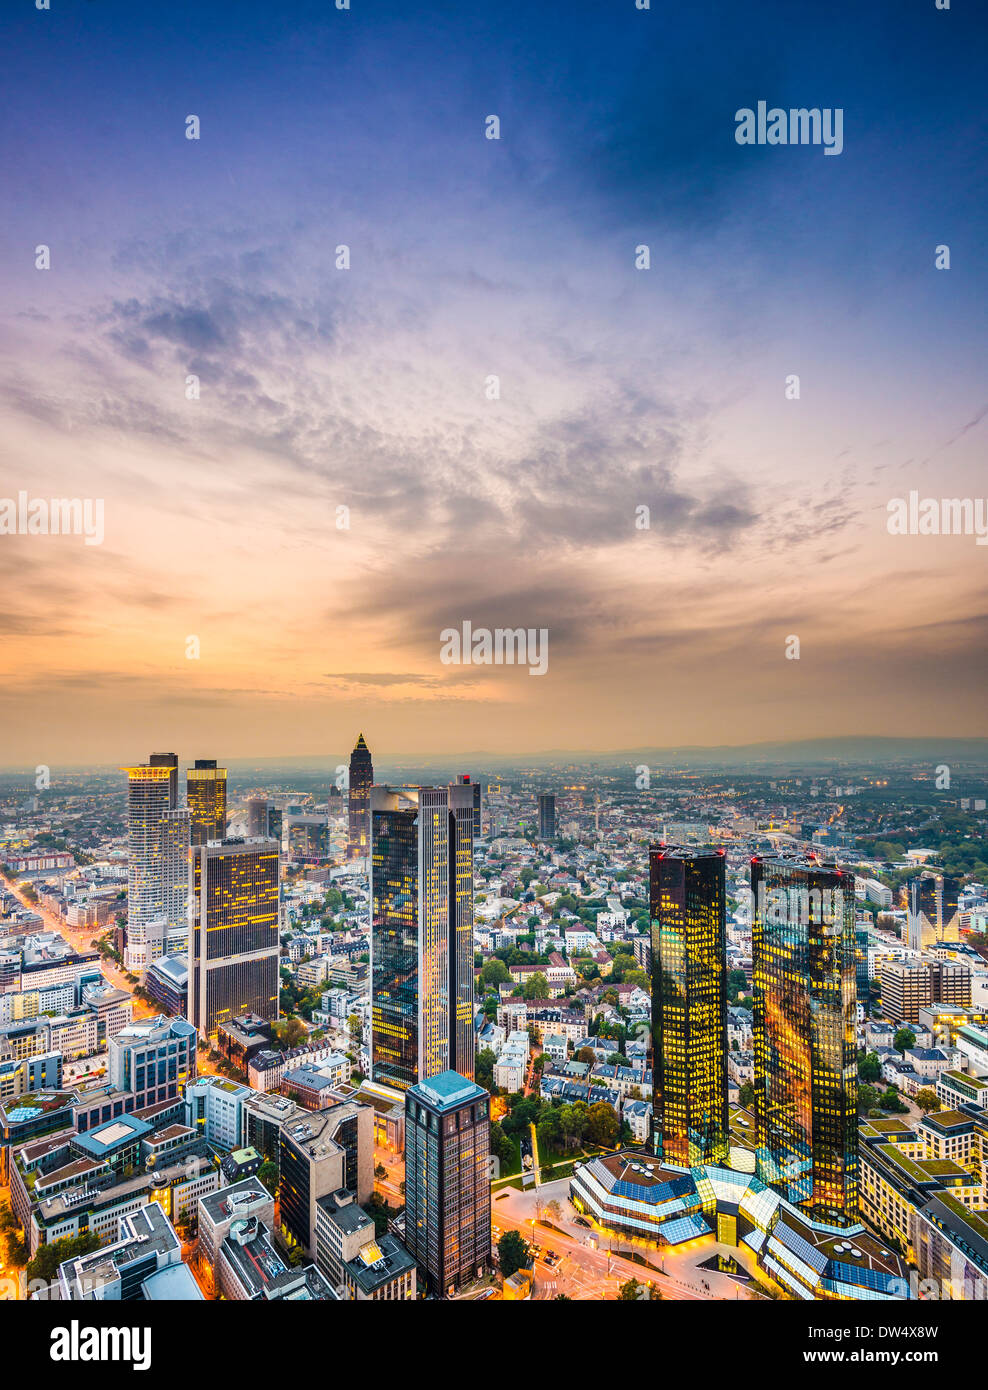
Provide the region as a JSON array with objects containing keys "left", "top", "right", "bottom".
[
  {"left": 649, "top": 845, "right": 729, "bottom": 1167},
  {"left": 187, "top": 759, "right": 228, "bottom": 846},
  {"left": 404, "top": 1071, "right": 491, "bottom": 1294},
  {"left": 751, "top": 853, "right": 858, "bottom": 1226},
  {"left": 347, "top": 733, "right": 374, "bottom": 860},
  {"left": 149, "top": 752, "right": 179, "bottom": 810},
  {"left": 538, "top": 793, "right": 556, "bottom": 840}
]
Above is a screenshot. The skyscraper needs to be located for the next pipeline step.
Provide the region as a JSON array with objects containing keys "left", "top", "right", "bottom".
[
  {"left": 370, "top": 783, "right": 474, "bottom": 1093},
  {"left": 751, "top": 853, "right": 858, "bottom": 1226},
  {"left": 472, "top": 780, "right": 483, "bottom": 839},
  {"left": 247, "top": 797, "right": 282, "bottom": 845},
  {"left": 188, "top": 837, "right": 281, "bottom": 1040},
  {"left": 404, "top": 1070, "right": 491, "bottom": 1295},
  {"left": 347, "top": 733, "right": 374, "bottom": 860},
  {"left": 121, "top": 762, "right": 190, "bottom": 973},
  {"left": 187, "top": 759, "right": 228, "bottom": 846},
  {"left": 906, "top": 872, "right": 962, "bottom": 951},
  {"left": 538, "top": 792, "right": 556, "bottom": 840},
  {"left": 648, "top": 845, "right": 729, "bottom": 1167},
  {"left": 148, "top": 752, "right": 178, "bottom": 810}
]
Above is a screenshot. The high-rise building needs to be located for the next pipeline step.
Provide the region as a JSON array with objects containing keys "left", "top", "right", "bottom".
[
  {"left": 472, "top": 781, "right": 483, "bottom": 839},
  {"left": 187, "top": 759, "right": 227, "bottom": 846},
  {"left": 247, "top": 798, "right": 283, "bottom": 845},
  {"left": 649, "top": 845, "right": 729, "bottom": 1167},
  {"left": 880, "top": 958, "right": 972, "bottom": 1024},
  {"left": 370, "top": 783, "right": 474, "bottom": 1093},
  {"left": 751, "top": 854, "right": 858, "bottom": 1226},
  {"left": 347, "top": 733, "right": 374, "bottom": 860},
  {"left": 404, "top": 1070, "right": 491, "bottom": 1295},
  {"left": 149, "top": 752, "right": 179, "bottom": 809},
  {"left": 538, "top": 792, "right": 556, "bottom": 840},
  {"left": 906, "top": 872, "right": 962, "bottom": 951},
  {"left": 278, "top": 1099, "right": 373, "bottom": 1257},
  {"left": 188, "top": 837, "right": 281, "bottom": 1040},
  {"left": 121, "top": 762, "right": 190, "bottom": 973}
]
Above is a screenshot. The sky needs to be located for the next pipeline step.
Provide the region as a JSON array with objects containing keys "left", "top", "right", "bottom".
[{"left": 1, "top": 0, "right": 987, "bottom": 767}]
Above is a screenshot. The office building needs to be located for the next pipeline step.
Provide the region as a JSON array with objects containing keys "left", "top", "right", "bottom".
[
  {"left": 648, "top": 845, "right": 729, "bottom": 1166},
  {"left": 107, "top": 1015, "right": 197, "bottom": 1111},
  {"left": 218, "top": 1213, "right": 338, "bottom": 1300},
  {"left": 198, "top": 1179, "right": 275, "bottom": 1278},
  {"left": 751, "top": 854, "right": 858, "bottom": 1226},
  {"left": 247, "top": 798, "right": 283, "bottom": 845},
  {"left": 57, "top": 1201, "right": 198, "bottom": 1301},
  {"left": 370, "top": 783, "right": 475, "bottom": 1092},
  {"left": 906, "top": 872, "right": 962, "bottom": 952},
  {"left": 472, "top": 780, "right": 483, "bottom": 839},
  {"left": 404, "top": 1070, "right": 491, "bottom": 1294},
  {"left": 881, "top": 958, "right": 973, "bottom": 1025},
  {"left": 278, "top": 1098, "right": 373, "bottom": 1257},
  {"left": 188, "top": 836, "right": 280, "bottom": 1040},
  {"left": 148, "top": 751, "right": 179, "bottom": 809},
  {"left": 121, "top": 762, "right": 191, "bottom": 973},
  {"left": 538, "top": 792, "right": 556, "bottom": 840},
  {"left": 347, "top": 732, "right": 374, "bottom": 860},
  {"left": 186, "top": 759, "right": 228, "bottom": 846}
]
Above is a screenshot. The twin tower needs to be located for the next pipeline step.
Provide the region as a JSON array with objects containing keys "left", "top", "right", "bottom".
[{"left": 650, "top": 846, "right": 859, "bottom": 1227}]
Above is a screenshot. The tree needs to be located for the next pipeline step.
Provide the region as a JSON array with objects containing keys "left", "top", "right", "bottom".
[
  {"left": 258, "top": 1160, "right": 279, "bottom": 1196},
  {"left": 880, "top": 1085, "right": 909, "bottom": 1114},
  {"left": 27, "top": 1231, "right": 101, "bottom": 1282},
  {"left": 618, "top": 1277, "right": 651, "bottom": 1301},
  {"left": 523, "top": 972, "right": 550, "bottom": 1001},
  {"left": 858, "top": 1050, "right": 882, "bottom": 1083},
  {"left": 586, "top": 1101, "right": 620, "bottom": 1148},
  {"left": 575, "top": 1046, "right": 596, "bottom": 1065},
  {"left": 894, "top": 1028, "right": 916, "bottom": 1055},
  {"left": 738, "top": 1081, "right": 755, "bottom": 1109},
  {"left": 476, "top": 1047, "right": 497, "bottom": 1092},
  {"left": 498, "top": 1229, "right": 530, "bottom": 1279},
  {"left": 858, "top": 1083, "right": 881, "bottom": 1113},
  {"left": 273, "top": 1017, "right": 307, "bottom": 1050},
  {"left": 915, "top": 1087, "right": 941, "bottom": 1115},
  {"left": 543, "top": 1199, "right": 562, "bottom": 1222},
  {"left": 375, "top": 1163, "right": 388, "bottom": 1180},
  {"left": 480, "top": 958, "right": 510, "bottom": 990}
]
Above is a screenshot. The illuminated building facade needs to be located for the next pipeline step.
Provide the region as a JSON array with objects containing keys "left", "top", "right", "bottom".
[
  {"left": 121, "top": 761, "right": 191, "bottom": 973},
  {"left": 404, "top": 1070, "right": 491, "bottom": 1294},
  {"left": 188, "top": 837, "right": 281, "bottom": 1040},
  {"left": 370, "top": 783, "right": 475, "bottom": 1093},
  {"left": 186, "top": 759, "right": 228, "bottom": 846},
  {"left": 649, "top": 845, "right": 729, "bottom": 1166},
  {"left": 751, "top": 854, "right": 858, "bottom": 1226},
  {"left": 347, "top": 732, "right": 374, "bottom": 859}
]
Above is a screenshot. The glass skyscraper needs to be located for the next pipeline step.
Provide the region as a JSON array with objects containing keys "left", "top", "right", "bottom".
[
  {"left": 186, "top": 759, "right": 228, "bottom": 846},
  {"left": 751, "top": 853, "right": 858, "bottom": 1226},
  {"left": 649, "top": 845, "right": 729, "bottom": 1167},
  {"left": 370, "top": 783, "right": 475, "bottom": 1092},
  {"left": 188, "top": 836, "right": 281, "bottom": 1039},
  {"left": 121, "top": 760, "right": 190, "bottom": 973},
  {"left": 347, "top": 732, "right": 374, "bottom": 859}
]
